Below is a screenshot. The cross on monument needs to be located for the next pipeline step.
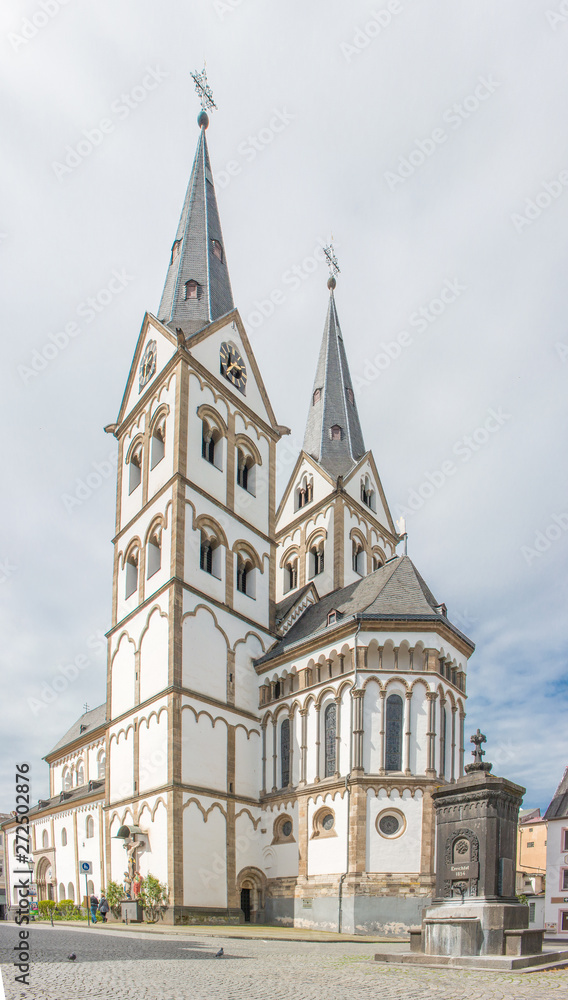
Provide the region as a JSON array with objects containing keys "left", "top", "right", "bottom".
[
  {"left": 190, "top": 67, "right": 217, "bottom": 113},
  {"left": 470, "top": 729, "right": 487, "bottom": 764}
]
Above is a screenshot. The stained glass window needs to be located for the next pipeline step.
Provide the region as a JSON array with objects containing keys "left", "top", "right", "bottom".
[
  {"left": 385, "top": 694, "right": 403, "bottom": 771},
  {"left": 281, "top": 718, "right": 290, "bottom": 788},
  {"left": 324, "top": 703, "right": 337, "bottom": 777}
]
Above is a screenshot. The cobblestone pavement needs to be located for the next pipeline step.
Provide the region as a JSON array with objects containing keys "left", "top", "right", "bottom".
[{"left": 1, "top": 923, "right": 568, "bottom": 1000}]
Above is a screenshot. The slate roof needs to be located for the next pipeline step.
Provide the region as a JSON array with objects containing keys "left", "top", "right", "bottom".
[
  {"left": 303, "top": 290, "right": 366, "bottom": 480},
  {"left": 544, "top": 766, "right": 568, "bottom": 821},
  {"left": 256, "top": 555, "right": 474, "bottom": 665},
  {"left": 1, "top": 782, "right": 105, "bottom": 826},
  {"left": 275, "top": 584, "right": 314, "bottom": 624},
  {"left": 157, "top": 123, "right": 234, "bottom": 338},
  {"left": 46, "top": 703, "right": 107, "bottom": 757}
]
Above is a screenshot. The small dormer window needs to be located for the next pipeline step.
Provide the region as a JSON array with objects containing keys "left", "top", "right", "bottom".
[
  {"left": 313, "top": 388, "right": 321, "bottom": 405},
  {"left": 330, "top": 425, "right": 342, "bottom": 441},
  {"left": 211, "top": 239, "right": 224, "bottom": 262},
  {"left": 170, "top": 239, "right": 182, "bottom": 264},
  {"left": 346, "top": 387, "right": 354, "bottom": 404},
  {"left": 327, "top": 611, "right": 337, "bottom": 626},
  {"left": 185, "top": 279, "right": 200, "bottom": 300}
]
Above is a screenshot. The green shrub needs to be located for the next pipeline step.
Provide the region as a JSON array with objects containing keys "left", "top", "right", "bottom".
[
  {"left": 139, "top": 873, "right": 169, "bottom": 923},
  {"left": 56, "top": 899, "right": 77, "bottom": 919},
  {"left": 38, "top": 900, "right": 57, "bottom": 920},
  {"left": 105, "top": 881, "right": 124, "bottom": 919}
]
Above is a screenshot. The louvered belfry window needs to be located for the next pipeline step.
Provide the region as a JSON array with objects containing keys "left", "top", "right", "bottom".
[
  {"left": 324, "top": 703, "right": 337, "bottom": 777},
  {"left": 281, "top": 718, "right": 290, "bottom": 788},
  {"left": 385, "top": 694, "right": 403, "bottom": 771}
]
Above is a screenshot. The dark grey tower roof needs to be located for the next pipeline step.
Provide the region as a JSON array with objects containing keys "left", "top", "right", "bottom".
[
  {"left": 158, "top": 122, "right": 234, "bottom": 338},
  {"left": 303, "top": 290, "right": 366, "bottom": 479}
]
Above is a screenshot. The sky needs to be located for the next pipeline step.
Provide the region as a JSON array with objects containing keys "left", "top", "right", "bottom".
[{"left": 1, "top": 0, "right": 567, "bottom": 814}]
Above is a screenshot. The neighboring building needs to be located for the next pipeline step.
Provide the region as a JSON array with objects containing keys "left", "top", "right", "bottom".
[
  {"left": 544, "top": 766, "right": 568, "bottom": 938},
  {"left": 2, "top": 107, "right": 477, "bottom": 933},
  {"left": 516, "top": 807, "right": 547, "bottom": 896}
]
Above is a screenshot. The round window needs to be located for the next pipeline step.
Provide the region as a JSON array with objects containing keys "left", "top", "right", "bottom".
[
  {"left": 322, "top": 813, "right": 334, "bottom": 831},
  {"left": 379, "top": 814, "right": 400, "bottom": 836},
  {"left": 282, "top": 820, "right": 292, "bottom": 838}
]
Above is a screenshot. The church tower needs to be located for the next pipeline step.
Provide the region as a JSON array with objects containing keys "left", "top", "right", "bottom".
[{"left": 105, "top": 106, "right": 284, "bottom": 921}]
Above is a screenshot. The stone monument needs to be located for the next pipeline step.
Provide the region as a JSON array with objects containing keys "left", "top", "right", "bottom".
[{"left": 375, "top": 732, "right": 568, "bottom": 970}]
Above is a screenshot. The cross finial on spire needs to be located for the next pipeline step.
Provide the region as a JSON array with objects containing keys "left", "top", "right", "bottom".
[
  {"left": 323, "top": 242, "right": 340, "bottom": 290},
  {"left": 191, "top": 67, "right": 217, "bottom": 128},
  {"left": 83, "top": 702, "right": 89, "bottom": 714}
]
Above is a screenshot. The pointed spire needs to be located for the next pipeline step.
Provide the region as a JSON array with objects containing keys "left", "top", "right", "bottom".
[
  {"left": 303, "top": 281, "right": 366, "bottom": 480},
  {"left": 157, "top": 112, "right": 234, "bottom": 338}
]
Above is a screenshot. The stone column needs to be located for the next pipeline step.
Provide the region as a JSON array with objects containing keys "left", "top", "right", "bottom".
[
  {"left": 338, "top": 653, "right": 345, "bottom": 674},
  {"left": 314, "top": 705, "right": 321, "bottom": 782},
  {"left": 393, "top": 646, "right": 399, "bottom": 670},
  {"left": 459, "top": 711, "right": 466, "bottom": 777},
  {"left": 352, "top": 689, "right": 365, "bottom": 772},
  {"left": 356, "top": 645, "right": 367, "bottom": 670},
  {"left": 334, "top": 695, "right": 341, "bottom": 778},
  {"left": 299, "top": 709, "right": 308, "bottom": 786},
  {"left": 426, "top": 692, "right": 438, "bottom": 777},
  {"left": 439, "top": 697, "right": 446, "bottom": 779},
  {"left": 403, "top": 690, "right": 412, "bottom": 775},
  {"left": 261, "top": 722, "right": 267, "bottom": 794},
  {"left": 288, "top": 710, "right": 294, "bottom": 788},
  {"left": 378, "top": 689, "right": 386, "bottom": 775},
  {"left": 378, "top": 645, "right": 383, "bottom": 669},
  {"left": 272, "top": 718, "right": 277, "bottom": 791},
  {"left": 326, "top": 657, "right": 333, "bottom": 679},
  {"left": 451, "top": 706, "right": 457, "bottom": 782},
  {"left": 409, "top": 647, "right": 414, "bottom": 670}
]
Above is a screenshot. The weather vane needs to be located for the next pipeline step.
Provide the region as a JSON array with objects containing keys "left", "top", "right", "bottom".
[
  {"left": 191, "top": 67, "right": 217, "bottom": 114},
  {"left": 323, "top": 242, "right": 340, "bottom": 278}
]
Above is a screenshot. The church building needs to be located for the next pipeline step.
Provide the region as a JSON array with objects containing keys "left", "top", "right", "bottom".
[{"left": 2, "top": 105, "right": 474, "bottom": 934}]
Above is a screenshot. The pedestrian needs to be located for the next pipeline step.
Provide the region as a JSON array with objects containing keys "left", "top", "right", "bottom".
[
  {"left": 98, "top": 895, "right": 109, "bottom": 923},
  {"left": 90, "top": 894, "right": 99, "bottom": 923}
]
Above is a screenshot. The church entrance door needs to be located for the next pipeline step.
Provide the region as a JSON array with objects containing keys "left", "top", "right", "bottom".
[{"left": 240, "top": 888, "right": 251, "bottom": 922}]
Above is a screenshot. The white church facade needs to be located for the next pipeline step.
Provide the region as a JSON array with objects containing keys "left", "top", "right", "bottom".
[{"left": 2, "top": 107, "right": 474, "bottom": 934}]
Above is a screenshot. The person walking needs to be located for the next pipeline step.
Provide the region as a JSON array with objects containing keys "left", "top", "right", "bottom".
[
  {"left": 98, "top": 895, "right": 109, "bottom": 923},
  {"left": 90, "top": 894, "right": 99, "bottom": 924}
]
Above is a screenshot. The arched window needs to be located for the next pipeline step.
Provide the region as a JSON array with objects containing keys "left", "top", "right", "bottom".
[
  {"left": 236, "top": 448, "right": 256, "bottom": 495},
  {"left": 346, "top": 386, "right": 354, "bottom": 404},
  {"left": 75, "top": 761, "right": 85, "bottom": 786},
  {"left": 199, "top": 530, "right": 222, "bottom": 579},
  {"left": 125, "top": 548, "right": 139, "bottom": 599},
  {"left": 67, "top": 882, "right": 75, "bottom": 902},
  {"left": 211, "top": 239, "right": 224, "bottom": 262},
  {"left": 352, "top": 540, "right": 365, "bottom": 575},
  {"left": 295, "top": 475, "right": 313, "bottom": 510},
  {"left": 236, "top": 553, "right": 255, "bottom": 598},
  {"left": 61, "top": 828, "right": 67, "bottom": 847},
  {"left": 309, "top": 542, "right": 324, "bottom": 578},
  {"left": 313, "top": 388, "right": 321, "bottom": 405},
  {"left": 284, "top": 558, "right": 298, "bottom": 593},
  {"left": 62, "top": 768, "right": 72, "bottom": 792},
  {"left": 201, "top": 419, "right": 223, "bottom": 469},
  {"left": 361, "top": 475, "right": 375, "bottom": 510},
  {"left": 42, "top": 830, "right": 49, "bottom": 849},
  {"left": 97, "top": 752, "right": 106, "bottom": 780},
  {"left": 150, "top": 415, "right": 166, "bottom": 469},
  {"left": 85, "top": 816, "right": 94, "bottom": 839},
  {"left": 184, "top": 279, "right": 201, "bottom": 299},
  {"left": 59, "top": 882, "right": 66, "bottom": 901},
  {"left": 280, "top": 718, "right": 290, "bottom": 788},
  {"left": 324, "top": 703, "right": 337, "bottom": 778},
  {"left": 330, "top": 424, "right": 342, "bottom": 441},
  {"left": 87, "top": 880, "right": 94, "bottom": 896},
  {"left": 147, "top": 527, "right": 162, "bottom": 578},
  {"left": 170, "top": 239, "right": 181, "bottom": 264},
  {"left": 440, "top": 705, "right": 447, "bottom": 779},
  {"left": 128, "top": 443, "right": 142, "bottom": 494},
  {"left": 372, "top": 553, "right": 383, "bottom": 571},
  {"left": 385, "top": 694, "right": 403, "bottom": 772}
]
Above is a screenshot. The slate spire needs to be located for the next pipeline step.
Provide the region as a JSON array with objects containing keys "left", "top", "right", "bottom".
[
  {"left": 303, "top": 279, "right": 366, "bottom": 480},
  {"left": 157, "top": 112, "right": 234, "bottom": 338}
]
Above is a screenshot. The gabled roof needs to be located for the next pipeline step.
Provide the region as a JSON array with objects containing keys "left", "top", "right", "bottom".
[
  {"left": 544, "top": 765, "right": 568, "bottom": 821},
  {"left": 303, "top": 289, "right": 366, "bottom": 479},
  {"left": 46, "top": 703, "right": 107, "bottom": 758},
  {"left": 256, "top": 555, "right": 474, "bottom": 665},
  {"left": 157, "top": 120, "right": 234, "bottom": 338}
]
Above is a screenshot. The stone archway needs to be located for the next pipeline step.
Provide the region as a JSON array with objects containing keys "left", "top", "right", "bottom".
[
  {"left": 35, "top": 857, "right": 55, "bottom": 902},
  {"left": 236, "top": 867, "right": 267, "bottom": 925}
]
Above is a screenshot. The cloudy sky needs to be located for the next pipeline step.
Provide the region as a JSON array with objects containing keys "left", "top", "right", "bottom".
[{"left": 1, "top": 0, "right": 567, "bottom": 814}]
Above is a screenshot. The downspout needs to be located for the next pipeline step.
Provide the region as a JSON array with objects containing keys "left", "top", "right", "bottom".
[{"left": 338, "top": 616, "right": 362, "bottom": 933}]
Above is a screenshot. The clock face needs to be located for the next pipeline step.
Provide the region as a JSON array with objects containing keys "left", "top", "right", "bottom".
[
  {"left": 220, "top": 341, "right": 247, "bottom": 394},
  {"left": 139, "top": 340, "right": 157, "bottom": 392}
]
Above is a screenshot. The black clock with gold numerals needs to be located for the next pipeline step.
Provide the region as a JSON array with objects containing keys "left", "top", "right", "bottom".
[{"left": 220, "top": 341, "right": 247, "bottom": 394}]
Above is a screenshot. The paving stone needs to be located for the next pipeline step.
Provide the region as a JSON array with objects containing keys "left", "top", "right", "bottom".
[{"left": 0, "top": 924, "right": 567, "bottom": 1000}]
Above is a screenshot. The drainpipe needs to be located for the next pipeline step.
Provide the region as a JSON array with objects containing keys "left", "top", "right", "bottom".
[{"left": 338, "top": 617, "right": 362, "bottom": 934}]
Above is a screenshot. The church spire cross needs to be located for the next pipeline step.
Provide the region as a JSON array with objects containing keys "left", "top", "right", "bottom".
[
  {"left": 465, "top": 729, "right": 493, "bottom": 774},
  {"left": 323, "top": 243, "right": 340, "bottom": 290},
  {"left": 191, "top": 67, "right": 217, "bottom": 114}
]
